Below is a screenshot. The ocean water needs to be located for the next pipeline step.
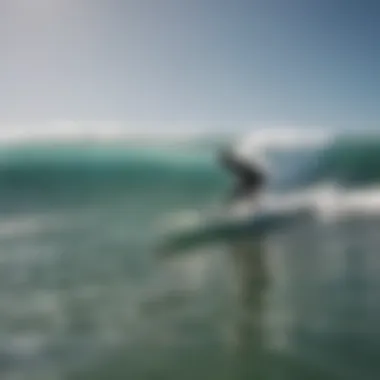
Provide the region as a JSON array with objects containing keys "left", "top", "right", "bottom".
[{"left": 1, "top": 130, "right": 380, "bottom": 380}]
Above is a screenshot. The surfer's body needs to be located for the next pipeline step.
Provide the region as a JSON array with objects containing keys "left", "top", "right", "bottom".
[{"left": 219, "top": 147, "right": 266, "bottom": 201}]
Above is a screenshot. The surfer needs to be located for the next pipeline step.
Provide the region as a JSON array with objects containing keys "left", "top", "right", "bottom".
[{"left": 219, "top": 147, "right": 266, "bottom": 200}]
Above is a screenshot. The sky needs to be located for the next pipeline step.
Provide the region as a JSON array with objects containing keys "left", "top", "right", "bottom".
[{"left": 0, "top": 0, "right": 379, "bottom": 132}]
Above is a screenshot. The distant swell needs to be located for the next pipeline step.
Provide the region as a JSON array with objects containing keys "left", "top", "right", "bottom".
[{"left": 1, "top": 133, "right": 380, "bottom": 201}]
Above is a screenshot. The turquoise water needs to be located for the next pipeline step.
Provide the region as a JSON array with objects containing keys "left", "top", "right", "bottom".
[{"left": 0, "top": 137, "right": 380, "bottom": 379}]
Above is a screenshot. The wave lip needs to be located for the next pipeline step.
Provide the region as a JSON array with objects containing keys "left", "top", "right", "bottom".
[
  {"left": 0, "top": 121, "right": 226, "bottom": 146},
  {"left": 237, "top": 127, "right": 334, "bottom": 151}
]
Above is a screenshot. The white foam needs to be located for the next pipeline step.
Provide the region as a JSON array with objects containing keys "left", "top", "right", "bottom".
[
  {"left": 263, "top": 185, "right": 380, "bottom": 221},
  {"left": 236, "top": 127, "right": 334, "bottom": 152},
  {"left": 226, "top": 127, "right": 334, "bottom": 177},
  {"left": 331, "top": 187, "right": 380, "bottom": 217},
  {"left": 161, "top": 185, "right": 380, "bottom": 240},
  {"left": 224, "top": 183, "right": 380, "bottom": 227}
]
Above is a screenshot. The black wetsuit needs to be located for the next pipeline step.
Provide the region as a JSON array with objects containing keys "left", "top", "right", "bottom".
[{"left": 219, "top": 148, "right": 265, "bottom": 200}]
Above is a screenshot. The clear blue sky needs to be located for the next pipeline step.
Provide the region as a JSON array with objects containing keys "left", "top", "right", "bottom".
[{"left": 1, "top": 0, "right": 379, "bottom": 130}]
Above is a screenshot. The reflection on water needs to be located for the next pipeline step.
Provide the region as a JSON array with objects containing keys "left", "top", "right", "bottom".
[
  {"left": 151, "top": 219, "right": 380, "bottom": 380},
  {"left": 227, "top": 240, "right": 269, "bottom": 379},
  {"left": 0, "top": 193, "right": 380, "bottom": 379}
]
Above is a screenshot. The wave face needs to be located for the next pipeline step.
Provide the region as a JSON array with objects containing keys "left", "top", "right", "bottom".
[
  {"left": 309, "top": 136, "right": 380, "bottom": 186},
  {"left": 0, "top": 144, "right": 227, "bottom": 192},
  {"left": 273, "top": 135, "right": 380, "bottom": 190}
]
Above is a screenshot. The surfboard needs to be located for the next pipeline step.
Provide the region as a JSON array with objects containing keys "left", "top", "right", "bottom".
[{"left": 157, "top": 206, "right": 312, "bottom": 254}]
